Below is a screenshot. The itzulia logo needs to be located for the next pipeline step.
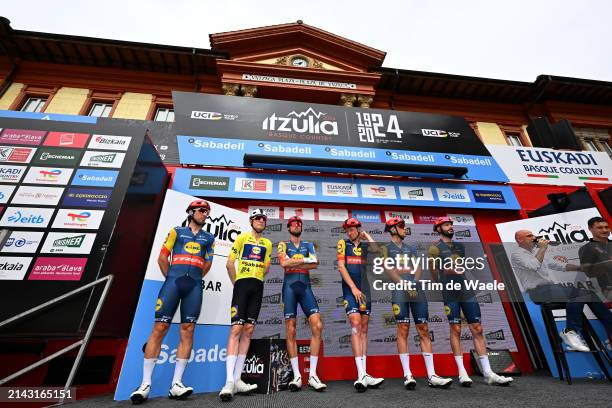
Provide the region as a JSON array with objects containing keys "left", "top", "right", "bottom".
[
  {"left": 262, "top": 108, "right": 339, "bottom": 135},
  {"left": 67, "top": 212, "right": 91, "bottom": 222},
  {"left": 242, "top": 355, "right": 264, "bottom": 374},
  {"left": 537, "top": 222, "right": 589, "bottom": 244},
  {"left": 7, "top": 211, "right": 45, "bottom": 224},
  {"left": 204, "top": 214, "right": 241, "bottom": 243}
]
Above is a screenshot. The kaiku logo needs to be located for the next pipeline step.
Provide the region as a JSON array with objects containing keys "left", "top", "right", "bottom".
[
  {"left": 537, "top": 222, "right": 589, "bottom": 244},
  {"left": 262, "top": 108, "right": 339, "bottom": 135}
]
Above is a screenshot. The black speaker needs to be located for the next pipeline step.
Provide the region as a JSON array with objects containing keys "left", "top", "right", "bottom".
[
  {"left": 470, "top": 348, "right": 522, "bottom": 376},
  {"left": 551, "top": 119, "right": 581, "bottom": 150},
  {"left": 527, "top": 117, "right": 557, "bottom": 148}
]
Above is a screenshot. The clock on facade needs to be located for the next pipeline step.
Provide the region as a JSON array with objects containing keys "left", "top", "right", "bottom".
[{"left": 291, "top": 56, "right": 309, "bottom": 67}]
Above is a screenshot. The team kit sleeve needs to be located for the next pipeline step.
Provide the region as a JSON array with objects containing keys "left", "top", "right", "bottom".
[
  {"left": 337, "top": 239, "right": 346, "bottom": 262},
  {"left": 264, "top": 239, "right": 273, "bottom": 268},
  {"left": 204, "top": 237, "right": 215, "bottom": 262},
  {"left": 229, "top": 232, "right": 245, "bottom": 261},
  {"left": 159, "top": 228, "right": 177, "bottom": 257},
  {"left": 307, "top": 241, "right": 318, "bottom": 261},
  {"left": 277, "top": 241, "right": 288, "bottom": 262}
]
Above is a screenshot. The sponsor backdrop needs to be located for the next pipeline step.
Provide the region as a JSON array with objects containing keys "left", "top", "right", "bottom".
[
  {"left": 487, "top": 145, "right": 612, "bottom": 186},
  {"left": 0, "top": 112, "right": 149, "bottom": 335},
  {"left": 115, "top": 191, "right": 250, "bottom": 400},
  {"left": 172, "top": 168, "right": 520, "bottom": 211},
  {"left": 495, "top": 208, "right": 611, "bottom": 378},
  {"left": 172, "top": 92, "right": 508, "bottom": 182}
]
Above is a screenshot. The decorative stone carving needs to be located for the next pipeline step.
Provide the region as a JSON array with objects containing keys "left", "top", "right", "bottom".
[
  {"left": 339, "top": 93, "right": 357, "bottom": 107},
  {"left": 241, "top": 85, "right": 258, "bottom": 97},
  {"left": 222, "top": 83, "right": 240, "bottom": 96},
  {"left": 357, "top": 94, "right": 373, "bottom": 108}
]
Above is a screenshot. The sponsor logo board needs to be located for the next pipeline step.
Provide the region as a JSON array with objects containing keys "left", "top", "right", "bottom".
[
  {"left": 52, "top": 209, "right": 105, "bottom": 229},
  {"left": 88, "top": 135, "right": 131, "bottom": 151},
  {"left": 80, "top": 150, "right": 125, "bottom": 168},
  {"left": 235, "top": 178, "right": 273, "bottom": 194},
  {"left": 0, "top": 207, "right": 55, "bottom": 228},
  {"left": 322, "top": 182, "right": 358, "bottom": 197},
  {"left": 41, "top": 232, "right": 97, "bottom": 254},
  {"left": 0, "top": 129, "right": 45, "bottom": 145},
  {"left": 32, "top": 147, "right": 80, "bottom": 166},
  {"left": 398, "top": 186, "right": 434, "bottom": 201},
  {"left": 436, "top": 188, "right": 470, "bottom": 202},
  {"left": 0, "top": 256, "right": 32, "bottom": 280},
  {"left": 0, "top": 165, "right": 26, "bottom": 183},
  {"left": 278, "top": 180, "right": 316, "bottom": 196},
  {"left": 71, "top": 169, "right": 118, "bottom": 187},
  {"left": 0, "top": 146, "right": 36, "bottom": 163},
  {"left": 62, "top": 188, "right": 112, "bottom": 208},
  {"left": 44, "top": 132, "right": 89, "bottom": 148},
  {"left": 361, "top": 184, "right": 397, "bottom": 199},
  {"left": 11, "top": 186, "right": 64, "bottom": 206},
  {"left": 28, "top": 257, "right": 88, "bottom": 281},
  {"left": 189, "top": 175, "right": 230, "bottom": 191},
  {"left": 0, "top": 185, "right": 16, "bottom": 203},
  {"left": 23, "top": 166, "right": 73, "bottom": 185},
  {"left": 1, "top": 231, "right": 44, "bottom": 253}
]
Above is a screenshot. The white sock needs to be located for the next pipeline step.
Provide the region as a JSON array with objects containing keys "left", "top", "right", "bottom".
[
  {"left": 399, "top": 353, "right": 411, "bottom": 377},
  {"left": 172, "top": 358, "right": 188, "bottom": 385},
  {"left": 355, "top": 357, "right": 365, "bottom": 378},
  {"left": 479, "top": 355, "right": 493, "bottom": 376},
  {"left": 309, "top": 356, "right": 318, "bottom": 378},
  {"left": 233, "top": 354, "right": 246, "bottom": 382},
  {"left": 142, "top": 358, "right": 156, "bottom": 385},
  {"left": 226, "top": 355, "right": 237, "bottom": 383},
  {"left": 454, "top": 355, "right": 468, "bottom": 376},
  {"left": 290, "top": 357, "right": 300, "bottom": 378},
  {"left": 422, "top": 353, "right": 435, "bottom": 378},
  {"left": 362, "top": 355, "right": 367, "bottom": 372}
]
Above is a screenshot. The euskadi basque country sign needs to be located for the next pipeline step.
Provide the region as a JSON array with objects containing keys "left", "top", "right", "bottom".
[
  {"left": 172, "top": 168, "right": 520, "bottom": 210},
  {"left": 172, "top": 92, "right": 508, "bottom": 182},
  {"left": 487, "top": 145, "right": 612, "bottom": 186}
]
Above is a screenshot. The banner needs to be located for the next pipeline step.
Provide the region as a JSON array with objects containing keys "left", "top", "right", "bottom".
[
  {"left": 487, "top": 145, "right": 612, "bottom": 186},
  {"left": 495, "top": 208, "right": 611, "bottom": 378},
  {"left": 115, "top": 191, "right": 250, "bottom": 400},
  {"left": 172, "top": 168, "right": 520, "bottom": 210},
  {"left": 172, "top": 92, "right": 507, "bottom": 182}
]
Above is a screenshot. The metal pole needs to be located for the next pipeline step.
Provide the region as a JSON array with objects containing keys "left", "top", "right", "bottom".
[{"left": 58, "top": 275, "right": 114, "bottom": 405}]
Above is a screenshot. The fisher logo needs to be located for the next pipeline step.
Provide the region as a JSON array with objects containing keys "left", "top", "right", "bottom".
[
  {"left": 0, "top": 257, "right": 32, "bottom": 280},
  {"left": 421, "top": 129, "right": 460, "bottom": 138},
  {"left": 399, "top": 186, "right": 434, "bottom": 201},
  {"left": 262, "top": 108, "right": 339, "bottom": 136},
  {"left": 41, "top": 232, "right": 96, "bottom": 254},
  {"left": 486, "top": 330, "right": 505, "bottom": 341},
  {"left": 52, "top": 208, "right": 106, "bottom": 230},
  {"left": 436, "top": 188, "right": 470, "bottom": 203},
  {"left": 88, "top": 135, "right": 131, "bottom": 151},
  {"left": 0, "top": 146, "right": 35, "bottom": 163},
  {"left": 80, "top": 151, "right": 125, "bottom": 168},
  {"left": 236, "top": 178, "right": 272, "bottom": 193},
  {"left": 189, "top": 175, "right": 230, "bottom": 191},
  {"left": 537, "top": 222, "right": 589, "bottom": 244},
  {"left": 322, "top": 182, "right": 358, "bottom": 197},
  {"left": 72, "top": 169, "right": 118, "bottom": 188},
  {"left": 2, "top": 231, "right": 43, "bottom": 253},
  {"left": 1, "top": 207, "right": 54, "bottom": 228},
  {"left": 204, "top": 214, "right": 241, "bottom": 243},
  {"left": 0, "top": 165, "right": 26, "bottom": 183},
  {"left": 243, "top": 355, "right": 264, "bottom": 374}
]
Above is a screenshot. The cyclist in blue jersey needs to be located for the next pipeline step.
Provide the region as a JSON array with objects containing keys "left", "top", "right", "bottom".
[
  {"left": 337, "top": 217, "right": 383, "bottom": 392},
  {"left": 279, "top": 216, "right": 326, "bottom": 392},
  {"left": 428, "top": 217, "right": 512, "bottom": 387},
  {"left": 381, "top": 216, "right": 452, "bottom": 390},
  {"left": 130, "top": 200, "right": 215, "bottom": 404}
]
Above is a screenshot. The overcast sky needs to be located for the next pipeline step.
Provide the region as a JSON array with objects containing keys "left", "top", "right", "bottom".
[{"left": 3, "top": 1, "right": 610, "bottom": 83}]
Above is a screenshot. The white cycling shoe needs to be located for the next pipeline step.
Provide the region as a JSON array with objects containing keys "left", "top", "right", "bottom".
[
  {"left": 235, "top": 379, "right": 258, "bottom": 394},
  {"left": 219, "top": 381, "right": 235, "bottom": 402},
  {"left": 308, "top": 375, "right": 327, "bottom": 391},
  {"left": 168, "top": 382, "right": 193, "bottom": 400},
  {"left": 130, "top": 383, "right": 150, "bottom": 405},
  {"left": 485, "top": 372, "right": 513, "bottom": 386},
  {"left": 288, "top": 376, "right": 302, "bottom": 392}
]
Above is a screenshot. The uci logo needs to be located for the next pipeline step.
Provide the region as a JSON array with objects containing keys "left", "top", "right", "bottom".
[
  {"left": 393, "top": 304, "right": 401, "bottom": 316},
  {"left": 184, "top": 241, "right": 201, "bottom": 254},
  {"left": 231, "top": 306, "right": 238, "bottom": 318},
  {"left": 155, "top": 298, "right": 163, "bottom": 312},
  {"left": 353, "top": 247, "right": 362, "bottom": 256}
]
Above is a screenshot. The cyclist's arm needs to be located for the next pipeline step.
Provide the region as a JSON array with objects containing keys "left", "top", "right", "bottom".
[
  {"left": 263, "top": 240, "right": 272, "bottom": 275},
  {"left": 158, "top": 228, "right": 176, "bottom": 278},
  {"left": 202, "top": 239, "right": 214, "bottom": 277},
  {"left": 227, "top": 234, "right": 243, "bottom": 283},
  {"left": 278, "top": 242, "right": 304, "bottom": 268}
]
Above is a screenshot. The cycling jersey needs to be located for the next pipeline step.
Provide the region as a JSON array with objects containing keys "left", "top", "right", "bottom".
[
  {"left": 229, "top": 232, "right": 272, "bottom": 282},
  {"left": 337, "top": 238, "right": 371, "bottom": 315},
  {"left": 278, "top": 240, "right": 319, "bottom": 319},
  {"left": 277, "top": 240, "right": 316, "bottom": 275},
  {"left": 428, "top": 239, "right": 481, "bottom": 324},
  {"left": 160, "top": 226, "right": 215, "bottom": 279},
  {"left": 382, "top": 241, "right": 429, "bottom": 324},
  {"left": 155, "top": 226, "right": 214, "bottom": 323}
]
